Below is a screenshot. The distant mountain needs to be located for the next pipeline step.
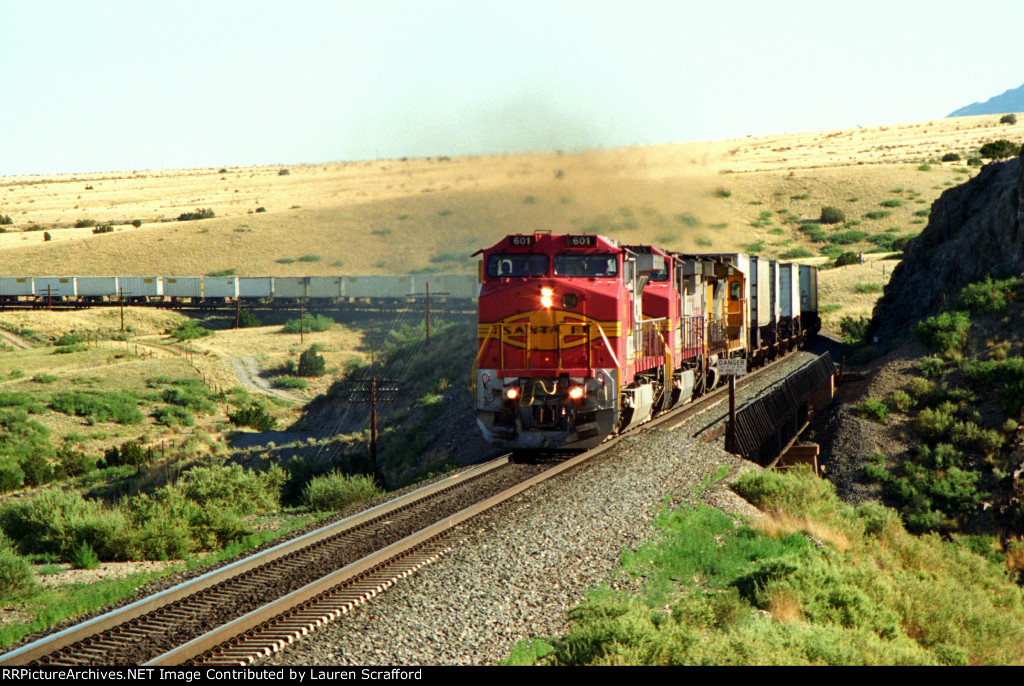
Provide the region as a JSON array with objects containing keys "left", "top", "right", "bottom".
[{"left": 948, "top": 82, "right": 1024, "bottom": 117}]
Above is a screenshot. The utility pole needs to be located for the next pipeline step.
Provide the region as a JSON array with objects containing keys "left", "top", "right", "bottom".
[
  {"left": 119, "top": 288, "right": 125, "bottom": 331},
  {"left": 300, "top": 305, "right": 305, "bottom": 344},
  {"left": 235, "top": 297, "right": 241, "bottom": 329},
  {"left": 345, "top": 377, "right": 400, "bottom": 479},
  {"left": 410, "top": 282, "right": 450, "bottom": 344}
]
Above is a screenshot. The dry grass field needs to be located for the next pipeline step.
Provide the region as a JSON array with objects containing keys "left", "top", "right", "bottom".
[
  {"left": 0, "top": 112, "right": 1018, "bottom": 397},
  {"left": 0, "top": 306, "right": 371, "bottom": 460},
  {"left": 0, "top": 114, "right": 1017, "bottom": 286}
]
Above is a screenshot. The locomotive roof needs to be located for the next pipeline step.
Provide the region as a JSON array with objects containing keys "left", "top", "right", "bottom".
[{"left": 478, "top": 233, "right": 622, "bottom": 255}]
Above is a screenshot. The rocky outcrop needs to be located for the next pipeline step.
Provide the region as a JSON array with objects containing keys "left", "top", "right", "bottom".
[{"left": 870, "top": 153, "right": 1024, "bottom": 345}]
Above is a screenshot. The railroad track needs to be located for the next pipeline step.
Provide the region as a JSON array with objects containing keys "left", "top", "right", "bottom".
[{"left": 0, "top": 351, "right": 814, "bottom": 667}]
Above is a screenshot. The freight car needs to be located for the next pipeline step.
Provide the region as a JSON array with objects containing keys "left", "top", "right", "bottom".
[
  {"left": 0, "top": 274, "right": 479, "bottom": 307},
  {"left": 473, "top": 233, "right": 818, "bottom": 451}
]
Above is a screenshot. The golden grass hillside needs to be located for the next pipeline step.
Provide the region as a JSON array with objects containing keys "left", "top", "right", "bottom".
[{"left": 0, "top": 114, "right": 1019, "bottom": 334}]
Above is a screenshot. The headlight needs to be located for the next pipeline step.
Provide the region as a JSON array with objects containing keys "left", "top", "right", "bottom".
[
  {"left": 505, "top": 387, "right": 519, "bottom": 400},
  {"left": 541, "top": 287, "right": 553, "bottom": 308},
  {"left": 568, "top": 386, "right": 584, "bottom": 400}
]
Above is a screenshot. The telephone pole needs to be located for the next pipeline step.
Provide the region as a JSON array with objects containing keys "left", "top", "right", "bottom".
[{"left": 344, "top": 377, "right": 400, "bottom": 479}]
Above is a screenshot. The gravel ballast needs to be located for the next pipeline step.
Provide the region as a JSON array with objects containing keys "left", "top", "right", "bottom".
[{"left": 261, "top": 352, "right": 819, "bottom": 666}]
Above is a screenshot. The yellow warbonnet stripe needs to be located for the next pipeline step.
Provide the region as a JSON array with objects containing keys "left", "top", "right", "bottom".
[{"left": 478, "top": 310, "right": 620, "bottom": 349}]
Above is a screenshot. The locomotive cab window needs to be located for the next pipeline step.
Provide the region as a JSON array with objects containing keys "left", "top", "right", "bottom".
[
  {"left": 730, "top": 281, "right": 742, "bottom": 301},
  {"left": 553, "top": 254, "right": 618, "bottom": 278},
  {"left": 487, "top": 254, "right": 548, "bottom": 278},
  {"left": 647, "top": 266, "right": 669, "bottom": 282}
]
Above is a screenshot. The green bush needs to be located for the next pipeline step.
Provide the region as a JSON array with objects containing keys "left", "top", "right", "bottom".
[
  {"left": 273, "top": 376, "right": 308, "bottom": 390},
  {"left": 941, "top": 153, "right": 961, "bottom": 162},
  {"left": 297, "top": 346, "right": 327, "bottom": 377},
  {"left": 177, "top": 465, "right": 286, "bottom": 514},
  {"left": 828, "top": 230, "right": 867, "bottom": 245},
  {"left": 957, "top": 276, "right": 1020, "bottom": 315},
  {"left": 57, "top": 447, "right": 98, "bottom": 477},
  {"left": 0, "top": 488, "right": 135, "bottom": 561},
  {"left": 781, "top": 247, "right": 813, "bottom": 259},
  {"left": 833, "top": 252, "right": 860, "bottom": 267},
  {"left": 69, "top": 542, "right": 100, "bottom": 570},
  {"left": 800, "top": 224, "right": 828, "bottom": 242},
  {"left": 0, "top": 539, "right": 37, "bottom": 600},
  {"left": 49, "top": 391, "right": 143, "bottom": 425},
  {"left": 914, "top": 404, "right": 956, "bottom": 442},
  {"left": 282, "top": 314, "right": 334, "bottom": 334},
  {"left": 979, "top": 140, "right": 1020, "bottom": 159},
  {"left": 886, "top": 389, "right": 914, "bottom": 413},
  {"left": 124, "top": 483, "right": 257, "bottom": 557},
  {"left": 879, "top": 199, "right": 902, "bottom": 208},
  {"left": 153, "top": 405, "right": 194, "bottom": 427},
  {"left": 915, "top": 311, "right": 971, "bottom": 354},
  {"left": 839, "top": 316, "right": 869, "bottom": 344},
  {"left": 104, "top": 440, "right": 151, "bottom": 468},
  {"left": 820, "top": 206, "right": 845, "bottom": 224},
  {"left": 853, "top": 399, "right": 889, "bottom": 423},
  {"left": 228, "top": 403, "right": 276, "bottom": 431},
  {"left": 170, "top": 320, "right": 212, "bottom": 341},
  {"left": 863, "top": 211, "right": 891, "bottom": 221},
  {"left": 863, "top": 234, "right": 895, "bottom": 251},
  {"left": 302, "top": 472, "right": 383, "bottom": 511},
  {"left": 238, "top": 309, "right": 261, "bottom": 328},
  {"left": 177, "top": 208, "right": 215, "bottom": 221},
  {"left": 915, "top": 356, "right": 946, "bottom": 378},
  {"left": 161, "top": 386, "right": 214, "bottom": 414}
]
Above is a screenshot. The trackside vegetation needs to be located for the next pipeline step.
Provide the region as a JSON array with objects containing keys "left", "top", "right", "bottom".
[
  {"left": 504, "top": 469, "right": 1024, "bottom": 666},
  {"left": 862, "top": 276, "right": 1024, "bottom": 538}
]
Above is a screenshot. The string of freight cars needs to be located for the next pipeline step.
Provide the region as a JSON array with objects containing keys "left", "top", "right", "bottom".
[{"left": 0, "top": 274, "right": 479, "bottom": 305}]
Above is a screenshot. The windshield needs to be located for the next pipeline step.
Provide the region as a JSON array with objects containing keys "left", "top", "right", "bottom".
[
  {"left": 553, "top": 254, "right": 618, "bottom": 278},
  {"left": 487, "top": 254, "right": 548, "bottom": 278}
]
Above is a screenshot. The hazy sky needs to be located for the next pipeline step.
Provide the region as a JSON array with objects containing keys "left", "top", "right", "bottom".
[{"left": 2, "top": 0, "right": 1022, "bottom": 175}]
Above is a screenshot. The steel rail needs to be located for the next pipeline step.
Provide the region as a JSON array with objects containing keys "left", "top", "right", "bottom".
[
  {"left": 145, "top": 351, "right": 814, "bottom": 665},
  {"left": 0, "top": 454, "right": 512, "bottom": 666},
  {"left": 148, "top": 437, "right": 623, "bottom": 666}
]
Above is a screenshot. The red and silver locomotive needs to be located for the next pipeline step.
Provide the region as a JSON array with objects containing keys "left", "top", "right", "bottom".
[{"left": 474, "top": 232, "right": 818, "bottom": 450}]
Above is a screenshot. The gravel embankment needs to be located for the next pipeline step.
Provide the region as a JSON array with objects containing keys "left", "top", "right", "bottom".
[
  {"left": 261, "top": 352, "right": 819, "bottom": 666},
  {"left": 807, "top": 343, "right": 924, "bottom": 503}
]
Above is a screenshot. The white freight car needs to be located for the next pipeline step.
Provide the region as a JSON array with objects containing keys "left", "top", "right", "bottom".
[
  {"left": 308, "top": 276, "right": 343, "bottom": 299},
  {"left": 238, "top": 277, "right": 273, "bottom": 299},
  {"left": 203, "top": 277, "right": 239, "bottom": 299},
  {"left": 415, "top": 274, "right": 478, "bottom": 300},
  {"left": 34, "top": 277, "right": 77, "bottom": 299},
  {"left": 164, "top": 277, "right": 203, "bottom": 299},
  {"left": 0, "top": 277, "right": 34, "bottom": 300},
  {"left": 345, "top": 275, "right": 414, "bottom": 299},
  {"left": 273, "top": 277, "right": 308, "bottom": 299},
  {"left": 120, "top": 277, "right": 163, "bottom": 299},
  {"left": 76, "top": 276, "right": 119, "bottom": 300}
]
